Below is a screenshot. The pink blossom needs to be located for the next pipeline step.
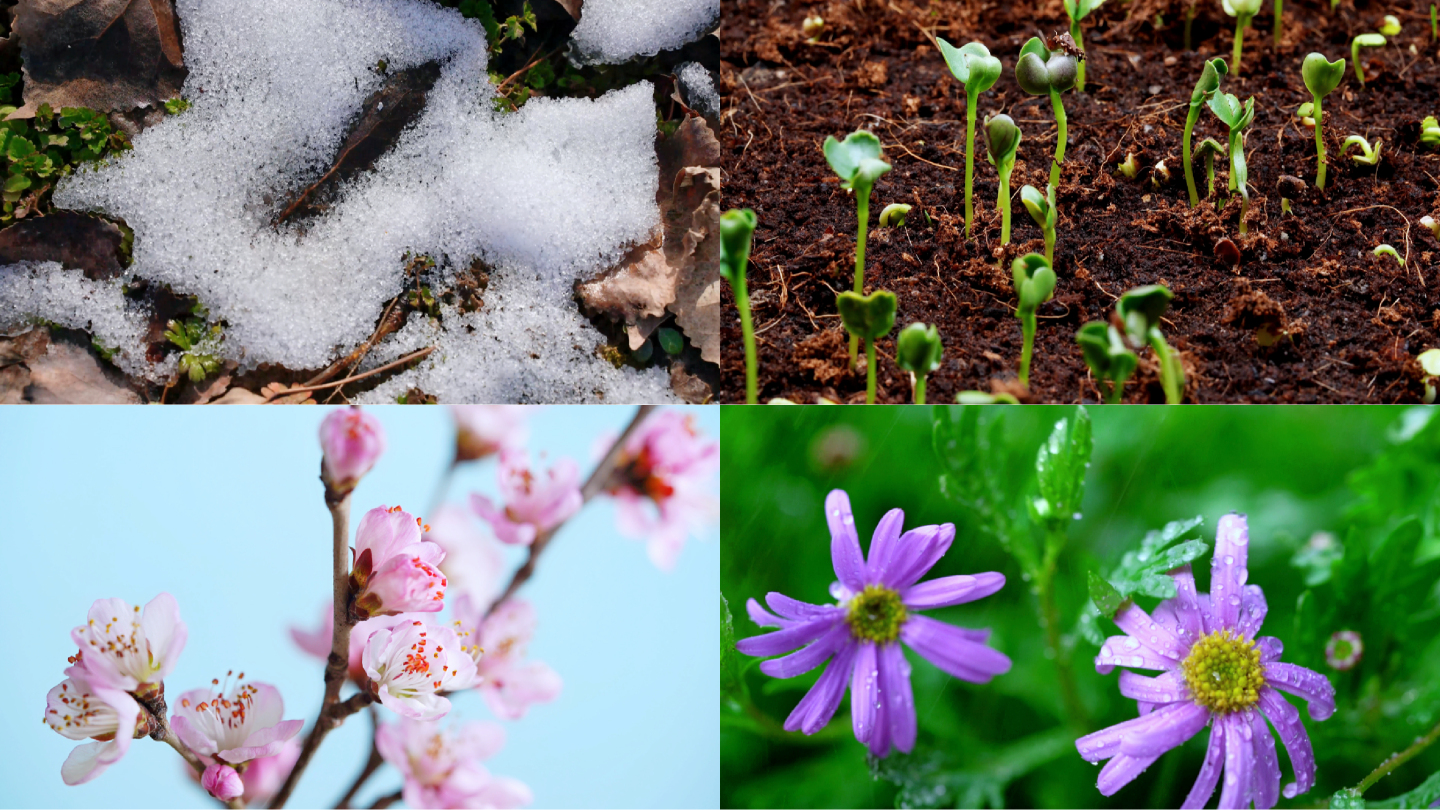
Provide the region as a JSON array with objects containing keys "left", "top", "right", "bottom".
[
  {"left": 351, "top": 505, "right": 448, "bottom": 618},
  {"left": 604, "top": 410, "right": 718, "bottom": 570},
  {"left": 427, "top": 504, "right": 506, "bottom": 605},
  {"left": 201, "top": 763, "right": 244, "bottom": 802},
  {"left": 363, "top": 619, "right": 477, "bottom": 720},
  {"left": 451, "top": 595, "right": 562, "bottom": 720},
  {"left": 43, "top": 674, "right": 144, "bottom": 785},
  {"left": 470, "top": 450, "right": 582, "bottom": 546},
  {"left": 376, "top": 716, "right": 531, "bottom": 809},
  {"left": 187, "top": 736, "right": 301, "bottom": 806},
  {"left": 451, "top": 406, "right": 530, "bottom": 462},
  {"left": 319, "top": 407, "right": 387, "bottom": 494},
  {"left": 69, "top": 592, "right": 187, "bottom": 696},
  {"left": 292, "top": 604, "right": 426, "bottom": 682},
  {"left": 170, "top": 677, "right": 304, "bottom": 765}
]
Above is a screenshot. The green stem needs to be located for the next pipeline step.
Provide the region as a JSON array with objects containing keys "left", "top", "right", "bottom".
[
  {"left": 865, "top": 338, "right": 877, "bottom": 404},
  {"left": 1184, "top": 3, "right": 1195, "bottom": 50},
  {"left": 850, "top": 190, "right": 870, "bottom": 369},
  {"left": 1018, "top": 310, "right": 1037, "bottom": 387},
  {"left": 1353, "top": 39, "right": 1366, "bottom": 87},
  {"left": 965, "top": 89, "right": 978, "bottom": 239},
  {"left": 1273, "top": 0, "right": 1283, "bottom": 46},
  {"left": 1353, "top": 717, "right": 1440, "bottom": 795},
  {"left": 1150, "top": 333, "right": 1183, "bottom": 404},
  {"left": 1071, "top": 19, "right": 1087, "bottom": 92},
  {"left": 1036, "top": 528, "right": 1088, "bottom": 727},
  {"left": 1313, "top": 94, "right": 1327, "bottom": 189},
  {"left": 733, "top": 268, "right": 758, "bottom": 404},
  {"left": 998, "top": 170, "right": 1013, "bottom": 244},
  {"left": 1049, "top": 91, "right": 1068, "bottom": 190},
  {"left": 914, "top": 374, "right": 926, "bottom": 405},
  {"left": 1104, "top": 378, "right": 1123, "bottom": 404},
  {"left": 1233, "top": 15, "right": 1249, "bottom": 77},
  {"left": 1205, "top": 153, "right": 1216, "bottom": 200},
  {"left": 1044, "top": 224, "right": 1056, "bottom": 267},
  {"left": 1182, "top": 105, "right": 1201, "bottom": 206}
]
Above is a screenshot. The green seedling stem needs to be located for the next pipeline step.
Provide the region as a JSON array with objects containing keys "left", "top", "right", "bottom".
[
  {"left": 1433, "top": 5, "right": 1438, "bottom": 42},
  {"left": 1021, "top": 184, "right": 1058, "bottom": 267},
  {"left": 1117, "top": 285, "right": 1184, "bottom": 404},
  {"left": 1195, "top": 138, "right": 1227, "bottom": 203},
  {"left": 1302, "top": 53, "right": 1346, "bottom": 190},
  {"left": 985, "top": 114, "right": 1022, "bottom": 246},
  {"left": 895, "top": 322, "right": 943, "bottom": 404},
  {"left": 936, "top": 40, "right": 1001, "bottom": 241},
  {"left": 1076, "top": 321, "right": 1137, "bottom": 403},
  {"left": 1016, "top": 37, "right": 1077, "bottom": 189},
  {"left": 1183, "top": 58, "right": 1228, "bottom": 207},
  {"left": 1062, "top": 0, "right": 1105, "bottom": 91},
  {"left": 822, "top": 130, "right": 892, "bottom": 369},
  {"left": 1352, "top": 34, "right": 1386, "bottom": 87},
  {"left": 1184, "top": 2, "right": 1196, "bottom": 50},
  {"left": 1223, "top": 0, "right": 1262, "bottom": 77},
  {"left": 1273, "top": 0, "right": 1283, "bottom": 46},
  {"left": 1207, "top": 91, "right": 1254, "bottom": 232},
  {"left": 720, "top": 209, "right": 759, "bottom": 403},
  {"left": 1050, "top": 92, "right": 1069, "bottom": 189},
  {"left": 1012, "top": 253, "right": 1057, "bottom": 387},
  {"left": 835, "top": 290, "right": 897, "bottom": 404}
]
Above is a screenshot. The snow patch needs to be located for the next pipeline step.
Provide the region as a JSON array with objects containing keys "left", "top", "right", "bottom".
[{"left": 569, "top": 0, "right": 720, "bottom": 65}]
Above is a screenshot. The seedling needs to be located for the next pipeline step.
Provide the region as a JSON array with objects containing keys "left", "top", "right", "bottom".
[
  {"left": 1352, "top": 33, "right": 1386, "bottom": 87},
  {"left": 1012, "top": 253, "right": 1057, "bottom": 387},
  {"left": 1273, "top": 0, "right": 1283, "bottom": 46},
  {"left": 1020, "top": 183, "right": 1058, "bottom": 266},
  {"left": 986, "top": 114, "right": 1022, "bottom": 244},
  {"left": 1373, "top": 243, "right": 1403, "bottom": 265},
  {"left": 895, "top": 322, "right": 944, "bottom": 404},
  {"left": 1076, "top": 321, "right": 1137, "bottom": 403},
  {"left": 721, "top": 208, "right": 759, "bottom": 404},
  {"left": 1421, "top": 115, "right": 1440, "bottom": 146},
  {"left": 1182, "top": 58, "right": 1227, "bottom": 208},
  {"left": 1343, "top": 135, "right": 1383, "bottom": 165},
  {"left": 802, "top": 15, "right": 824, "bottom": 40},
  {"left": 164, "top": 97, "right": 190, "bottom": 115},
  {"left": 1117, "top": 151, "right": 1140, "bottom": 179},
  {"left": 163, "top": 302, "right": 224, "bottom": 384},
  {"left": 836, "top": 289, "right": 897, "bottom": 404},
  {"left": 1380, "top": 15, "right": 1401, "bottom": 36},
  {"left": 1061, "top": 0, "right": 1104, "bottom": 91},
  {"left": 1433, "top": 5, "right": 1438, "bottom": 42},
  {"left": 1421, "top": 215, "right": 1440, "bottom": 238},
  {"left": 1195, "top": 138, "right": 1227, "bottom": 201},
  {"left": 1418, "top": 348, "right": 1440, "bottom": 403},
  {"left": 1302, "top": 53, "right": 1346, "bottom": 190},
  {"left": 937, "top": 40, "right": 1002, "bottom": 239},
  {"left": 956, "top": 391, "right": 1020, "bottom": 404},
  {"left": 656, "top": 328, "right": 684, "bottom": 355},
  {"left": 1150, "top": 160, "right": 1170, "bottom": 188},
  {"left": 879, "top": 203, "right": 911, "bottom": 227},
  {"left": 1117, "top": 284, "right": 1184, "bottom": 404},
  {"left": 823, "top": 129, "right": 892, "bottom": 367},
  {"left": 1207, "top": 91, "right": 1255, "bottom": 233},
  {"left": 1222, "top": 0, "right": 1262, "bottom": 76},
  {"left": 1296, "top": 101, "right": 1316, "bottom": 128},
  {"left": 1015, "top": 36, "right": 1078, "bottom": 189}
]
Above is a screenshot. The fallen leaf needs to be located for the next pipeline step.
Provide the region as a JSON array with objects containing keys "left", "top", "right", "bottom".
[
  {"left": 11, "top": 0, "right": 186, "bottom": 118},
  {"left": 24, "top": 334, "right": 141, "bottom": 402},
  {"left": 0, "top": 364, "right": 27, "bottom": 403},
  {"left": 178, "top": 372, "right": 232, "bottom": 404},
  {"left": 552, "top": 0, "right": 582, "bottom": 20},
  {"left": 210, "top": 386, "right": 267, "bottom": 404},
  {"left": 0, "top": 211, "right": 125, "bottom": 279},
  {"left": 667, "top": 166, "right": 719, "bottom": 363},
  {"left": 668, "top": 358, "right": 712, "bottom": 403}
]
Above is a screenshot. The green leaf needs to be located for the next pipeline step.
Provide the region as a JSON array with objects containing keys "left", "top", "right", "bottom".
[
  {"left": 822, "top": 130, "right": 883, "bottom": 184},
  {"left": 7, "top": 135, "right": 35, "bottom": 160},
  {"left": 1100, "top": 517, "right": 1208, "bottom": 602},
  {"left": 1303, "top": 52, "right": 1347, "bottom": 98},
  {"left": 984, "top": 113, "right": 1022, "bottom": 165},
  {"left": 1034, "top": 407, "right": 1092, "bottom": 527},
  {"left": 932, "top": 406, "right": 1028, "bottom": 567},
  {"left": 835, "top": 289, "right": 897, "bottom": 340},
  {"left": 1368, "top": 517, "right": 1422, "bottom": 597},
  {"left": 895, "top": 322, "right": 943, "bottom": 374},
  {"left": 1088, "top": 570, "right": 1124, "bottom": 616},
  {"left": 1366, "top": 769, "right": 1440, "bottom": 808},
  {"left": 720, "top": 593, "right": 744, "bottom": 701},
  {"left": 656, "top": 327, "right": 684, "bottom": 355},
  {"left": 3, "top": 173, "right": 30, "bottom": 193},
  {"left": 871, "top": 728, "right": 1075, "bottom": 809}
]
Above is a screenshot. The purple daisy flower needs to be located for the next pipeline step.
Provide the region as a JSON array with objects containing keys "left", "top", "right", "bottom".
[
  {"left": 1076, "top": 513, "right": 1337, "bottom": 809},
  {"left": 734, "top": 489, "right": 1011, "bottom": 757}
]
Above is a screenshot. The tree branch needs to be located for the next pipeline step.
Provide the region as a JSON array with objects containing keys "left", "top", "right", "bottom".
[
  {"left": 369, "top": 790, "right": 403, "bottom": 809},
  {"left": 137, "top": 691, "right": 206, "bottom": 775},
  {"left": 333, "top": 709, "right": 385, "bottom": 809}
]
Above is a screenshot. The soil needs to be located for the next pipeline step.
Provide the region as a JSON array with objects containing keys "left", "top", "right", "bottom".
[{"left": 719, "top": 0, "right": 1440, "bottom": 403}]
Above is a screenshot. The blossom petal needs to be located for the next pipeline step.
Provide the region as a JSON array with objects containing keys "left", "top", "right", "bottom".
[
  {"left": 61, "top": 740, "right": 120, "bottom": 786},
  {"left": 1250, "top": 708, "right": 1282, "bottom": 810},
  {"left": 220, "top": 719, "right": 304, "bottom": 764},
  {"left": 1076, "top": 701, "right": 1195, "bottom": 763},
  {"left": 1235, "top": 585, "right": 1268, "bottom": 640},
  {"left": 1097, "top": 752, "right": 1160, "bottom": 797},
  {"left": 879, "top": 643, "right": 916, "bottom": 755},
  {"left": 1113, "top": 601, "right": 1187, "bottom": 662},
  {"left": 765, "top": 593, "right": 839, "bottom": 623},
  {"left": 1219, "top": 712, "right": 1255, "bottom": 810},
  {"left": 784, "top": 641, "right": 859, "bottom": 735},
  {"left": 900, "top": 615, "right": 1010, "bottom": 683},
  {"left": 735, "top": 615, "right": 838, "bottom": 659},
  {"left": 1256, "top": 636, "right": 1284, "bottom": 663},
  {"left": 1264, "top": 663, "right": 1336, "bottom": 720},
  {"left": 246, "top": 683, "right": 286, "bottom": 735},
  {"left": 1120, "top": 701, "right": 1209, "bottom": 758},
  {"left": 901, "top": 573, "right": 1005, "bottom": 610},
  {"left": 141, "top": 592, "right": 186, "bottom": 682},
  {"left": 1257, "top": 687, "right": 1316, "bottom": 799},
  {"left": 1180, "top": 724, "right": 1226, "bottom": 809},
  {"left": 1117, "top": 670, "right": 1189, "bottom": 704},
  {"left": 746, "top": 598, "right": 790, "bottom": 629},
  {"left": 826, "top": 490, "right": 867, "bottom": 591},
  {"left": 864, "top": 508, "right": 907, "bottom": 585},
  {"left": 850, "top": 642, "right": 879, "bottom": 745},
  {"left": 1211, "top": 513, "right": 1251, "bottom": 631},
  {"left": 889, "top": 524, "right": 955, "bottom": 591},
  {"left": 172, "top": 714, "right": 218, "bottom": 756},
  {"left": 377, "top": 685, "right": 451, "bottom": 721},
  {"left": 761, "top": 624, "right": 849, "bottom": 679},
  {"left": 1168, "top": 564, "right": 1206, "bottom": 640},
  {"left": 1095, "top": 635, "right": 1178, "bottom": 675}
]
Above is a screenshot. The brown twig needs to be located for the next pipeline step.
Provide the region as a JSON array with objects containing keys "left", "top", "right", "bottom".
[
  {"left": 333, "top": 709, "right": 384, "bottom": 809},
  {"left": 137, "top": 691, "right": 206, "bottom": 775},
  {"left": 369, "top": 790, "right": 403, "bottom": 809},
  {"left": 263, "top": 347, "right": 434, "bottom": 402},
  {"left": 495, "top": 46, "right": 563, "bottom": 95},
  {"left": 310, "top": 293, "right": 407, "bottom": 393}
]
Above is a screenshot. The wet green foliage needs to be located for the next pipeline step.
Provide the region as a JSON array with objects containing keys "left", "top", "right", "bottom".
[
  {"left": 0, "top": 77, "right": 130, "bottom": 223},
  {"left": 163, "top": 301, "right": 224, "bottom": 383}
]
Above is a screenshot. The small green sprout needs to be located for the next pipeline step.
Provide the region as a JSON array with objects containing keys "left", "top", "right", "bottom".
[
  {"left": 1421, "top": 215, "right": 1440, "bottom": 239},
  {"left": 164, "top": 97, "right": 190, "bottom": 115},
  {"left": 1418, "top": 348, "right": 1440, "bottom": 403},
  {"left": 1222, "top": 0, "right": 1262, "bottom": 76},
  {"left": 1117, "top": 151, "right": 1140, "bottom": 180},
  {"left": 1342, "top": 134, "right": 1383, "bottom": 165},
  {"left": 721, "top": 208, "right": 759, "bottom": 404},
  {"left": 1182, "top": 57, "right": 1228, "bottom": 208},
  {"left": 802, "top": 15, "right": 824, "bottom": 40},
  {"left": 836, "top": 289, "right": 898, "bottom": 404},
  {"left": 1020, "top": 183, "right": 1058, "bottom": 267},
  {"left": 1015, "top": 36, "right": 1078, "bottom": 189},
  {"left": 1273, "top": 0, "right": 1284, "bottom": 46},
  {"left": 937, "top": 40, "right": 1002, "bottom": 240},
  {"left": 985, "top": 114, "right": 1022, "bottom": 245},
  {"left": 163, "top": 302, "right": 224, "bottom": 384},
  {"left": 1151, "top": 159, "right": 1171, "bottom": 188},
  {"left": 1076, "top": 321, "right": 1138, "bottom": 403},
  {"left": 879, "top": 203, "right": 911, "bottom": 227},
  {"left": 1433, "top": 5, "right": 1438, "bottom": 41},
  {"left": 1421, "top": 115, "right": 1440, "bottom": 147},
  {"left": 1195, "top": 137, "right": 1227, "bottom": 202},
  {"left": 1296, "top": 101, "right": 1316, "bottom": 129},
  {"left": 657, "top": 327, "right": 684, "bottom": 355},
  {"left": 956, "top": 391, "right": 1021, "bottom": 404},
  {"left": 1302, "top": 53, "right": 1347, "bottom": 190},
  {"left": 1380, "top": 15, "right": 1401, "bottom": 36},
  {"left": 1207, "top": 91, "right": 1255, "bottom": 233},
  {"left": 1011, "top": 253, "right": 1057, "bottom": 387},
  {"left": 895, "top": 322, "right": 944, "bottom": 404},
  {"left": 1373, "top": 243, "right": 1404, "bottom": 265},
  {"left": 1061, "top": 0, "right": 1106, "bottom": 92},
  {"left": 1117, "top": 284, "right": 1185, "bottom": 404},
  {"left": 1352, "top": 33, "right": 1386, "bottom": 87},
  {"left": 823, "top": 129, "right": 892, "bottom": 368}
]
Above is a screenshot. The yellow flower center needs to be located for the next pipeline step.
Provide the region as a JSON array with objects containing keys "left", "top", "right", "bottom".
[
  {"left": 846, "top": 585, "right": 907, "bottom": 643},
  {"left": 1181, "top": 630, "right": 1264, "bottom": 714}
]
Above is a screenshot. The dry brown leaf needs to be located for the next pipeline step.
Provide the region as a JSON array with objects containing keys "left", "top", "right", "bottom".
[
  {"left": 211, "top": 386, "right": 268, "bottom": 404},
  {"left": 0, "top": 212, "right": 125, "bottom": 279},
  {"left": 25, "top": 336, "right": 141, "bottom": 403},
  {"left": 11, "top": 0, "right": 186, "bottom": 118},
  {"left": 553, "top": 0, "right": 582, "bottom": 20}
]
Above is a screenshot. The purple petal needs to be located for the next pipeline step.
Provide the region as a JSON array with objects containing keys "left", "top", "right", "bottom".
[
  {"left": 900, "top": 615, "right": 1011, "bottom": 683},
  {"left": 1120, "top": 701, "right": 1209, "bottom": 758},
  {"left": 1211, "top": 513, "right": 1251, "bottom": 631},
  {"left": 1235, "top": 585, "right": 1268, "bottom": 639},
  {"left": 765, "top": 593, "right": 839, "bottom": 623},
  {"left": 1256, "top": 636, "right": 1284, "bottom": 663},
  {"left": 889, "top": 525, "right": 955, "bottom": 590},
  {"left": 761, "top": 624, "right": 849, "bottom": 678},
  {"left": 1249, "top": 708, "right": 1282, "bottom": 810},
  {"left": 1168, "top": 564, "right": 1207, "bottom": 640},
  {"left": 826, "top": 490, "right": 867, "bottom": 591},
  {"left": 1264, "top": 663, "right": 1336, "bottom": 720},
  {"left": 1076, "top": 702, "right": 1195, "bottom": 763},
  {"left": 1117, "top": 670, "right": 1189, "bottom": 704},
  {"left": 1257, "top": 687, "right": 1316, "bottom": 799},
  {"left": 879, "top": 643, "right": 916, "bottom": 754},
  {"left": 865, "top": 508, "right": 906, "bottom": 584},
  {"left": 746, "top": 598, "right": 791, "bottom": 629},
  {"left": 1181, "top": 724, "right": 1226, "bottom": 810},
  {"left": 1097, "top": 753, "right": 1161, "bottom": 797},
  {"left": 736, "top": 615, "right": 838, "bottom": 658},
  {"left": 850, "top": 642, "right": 878, "bottom": 745},
  {"left": 784, "top": 641, "right": 859, "bottom": 734},
  {"left": 1219, "top": 712, "right": 1255, "bottom": 810},
  {"left": 1150, "top": 601, "right": 1194, "bottom": 652},
  {"left": 1113, "top": 601, "right": 1187, "bottom": 662},
  {"left": 1095, "top": 635, "right": 1180, "bottom": 675},
  {"left": 902, "top": 572, "right": 1005, "bottom": 610}
]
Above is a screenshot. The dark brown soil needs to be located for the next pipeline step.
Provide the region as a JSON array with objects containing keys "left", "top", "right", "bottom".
[{"left": 719, "top": 0, "right": 1440, "bottom": 402}]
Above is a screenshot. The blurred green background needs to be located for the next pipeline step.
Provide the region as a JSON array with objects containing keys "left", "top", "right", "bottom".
[{"left": 720, "top": 406, "right": 1440, "bottom": 809}]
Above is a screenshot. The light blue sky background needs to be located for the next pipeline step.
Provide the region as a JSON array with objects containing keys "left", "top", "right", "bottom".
[{"left": 0, "top": 405, "right": 718, "bottom": 809}]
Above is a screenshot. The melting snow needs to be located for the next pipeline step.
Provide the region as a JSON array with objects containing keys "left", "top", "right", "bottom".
[{"left": 569, "top": 0, "right": 720, "bottom": 65}]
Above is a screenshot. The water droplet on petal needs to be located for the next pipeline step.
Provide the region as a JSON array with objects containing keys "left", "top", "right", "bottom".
[
  {"left": 1225, "top": 555, "right": 1234, "bottom": 565},
  {"left": 1229, "top": 595, "right": 1242, "bottom": 606}
]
